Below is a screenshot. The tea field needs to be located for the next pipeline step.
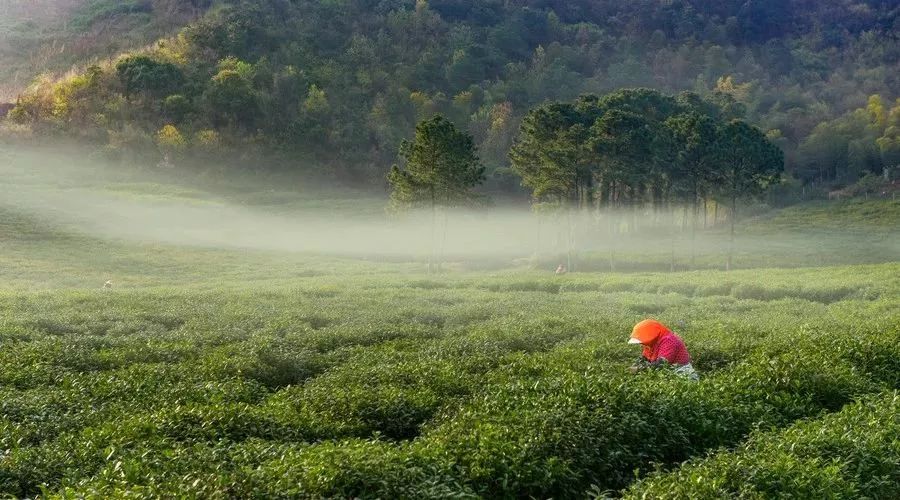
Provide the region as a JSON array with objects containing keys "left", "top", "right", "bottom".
[
  {"left": 1, "top": 157, "right": 899, "bottom": 497},
  {"left": 1, "top": 253, "right": 898, "bottom": 497}
]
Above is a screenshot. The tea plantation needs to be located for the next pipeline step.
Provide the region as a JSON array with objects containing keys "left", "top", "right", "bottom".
[
  {"left": 0, "top": 160, "right": 898, "bottom": 497},
  {"left": 1, "top": 252, "right": 898, "bottom": 498}
]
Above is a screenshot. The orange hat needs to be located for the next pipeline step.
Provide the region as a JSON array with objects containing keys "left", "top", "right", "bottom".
[{"left": 629, "top": 319, "right": 671, "bottom": 345}]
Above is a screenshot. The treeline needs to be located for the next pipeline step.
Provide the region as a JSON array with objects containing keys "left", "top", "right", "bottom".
[
  {"left": 384, "top": 90, "right": 782, "bottom": 271},
  {"left": 509, "top": 89, "right": 783, "bottom": 218},
  {"left": 4, "top": 0, "right": 898, "bottom": 190},
  {"left": 796, "top": 95, "right": 900, "bottom": 184}
]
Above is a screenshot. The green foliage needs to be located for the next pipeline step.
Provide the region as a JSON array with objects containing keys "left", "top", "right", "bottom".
[
  {"left": 666, "top": 111, "right": 721, "bottom": 204},
  {"left": 591, "top": 110, "right": 656, "bottom": 188},
  {"left": 388, "top": 115, "right": 485, "bottom": 210},
  {"left": 155, "top": 124, "right": 185, "bottom": 154},
  {"left": 116, "top": 55, "right": 184, "bottom": 97},
  {"left": 0, "top": 269, "right": 896, "bottom": 498},
  {"left": 4, "top": 0, "right": 897, "bottom": 186},
  {"left": 718, "top": 120, "right": 784, "bottom": 200},
  {"left": 509, "top": 101, "right": 588, "bottom": 204},
  {"left": 510, "top": 89, "right": 782, "bottom": 220},
  {"left": 0, "top": 0, "right": 213, "bottom": 101},
  {"left": 624, "top": 393, "right": 900, "bottom": 499},
  {"left": 162, "top": 94, "right": 191, "bottom": 123},
  {"left": 303, "top": 84, "right": 328, "bottom": 115},
  {"left": 206, "top": 65, "right": 259, "bottom": 128},
  {"left": 69, "top": 1, "right": 154, "bottom": 32}
]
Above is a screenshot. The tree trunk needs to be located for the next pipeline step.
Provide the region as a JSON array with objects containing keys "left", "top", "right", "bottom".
[
  {"left": 607, "top": 207, "right": 616, "bottom": 272},
  {"left": 670, "top": 204, "right": 677, "bottom": 272},
  {"left": 702, "top": 197, "right": 708, "bottom": 229},
  {"left": 439, "top": 209, "right": 448, "bottom": 273},
  {"left": 690, "top": 190, "right": 697, "bottom": 269},
  {"left": 555, "top": 211, "right": 563, "bottom": 255},
  {"left": 566, "top": 207, "right": 574, "bottom": 272},
  {"left": 429, "top": 188, "right": 436, "bottom": 274},
  {"left": 586, "top": 175, "right": 595, "bottom": 215},
  {"left": 631, "top": 194, "right": 638, "bottom": 234},
  {"left": 727, "top": 192, "right": 736, "bottom": 271}
]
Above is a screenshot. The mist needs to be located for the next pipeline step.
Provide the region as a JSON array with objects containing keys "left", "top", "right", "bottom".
[{"left": 2, "top": 147, "right": 897, "bottom": 271}]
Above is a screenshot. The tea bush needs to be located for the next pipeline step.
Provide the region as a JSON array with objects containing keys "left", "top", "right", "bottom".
[
  {"left": 400, "top": 347, "right": 889, "bottom": 498},
  {"left": 623, "top": 392, "right": 900, "bottom": 499},
  {"left": 0, "top": 262, "right": 897, "bottom": 498}
]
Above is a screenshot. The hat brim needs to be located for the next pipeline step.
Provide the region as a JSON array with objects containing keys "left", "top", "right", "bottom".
[{"left": 628, "top": 338, "right": 642, "bottom": 344}]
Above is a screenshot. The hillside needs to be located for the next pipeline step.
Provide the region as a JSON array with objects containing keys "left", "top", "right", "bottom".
[
  {"left": 4, "top": 0, "right": 899, "bottom": 189},
  {"left": 0, "top": 0, "right": 212, "bottom": 101}
]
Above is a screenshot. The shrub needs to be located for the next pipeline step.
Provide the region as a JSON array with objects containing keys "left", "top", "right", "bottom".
[
  {"left": 623, "top": 393, "right": 900, "bottom": 499},
  {"left": 0, "top": 263, "right": 896, "bottom": 498}
]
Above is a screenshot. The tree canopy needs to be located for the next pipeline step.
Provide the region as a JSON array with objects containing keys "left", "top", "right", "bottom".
[
  {"left": 4, "top": 0, "right": 897, "bottom": 191},
  {"left": 388, "top": 115, "right": 484, "bottom": 211},
  {"left": 510, "top": 89, "right": 783, "bottom": 216}
]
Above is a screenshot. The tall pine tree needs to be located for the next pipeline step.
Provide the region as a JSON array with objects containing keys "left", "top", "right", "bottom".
[{"left": 388, "top": 115, "right": 485, "bottom": 271}]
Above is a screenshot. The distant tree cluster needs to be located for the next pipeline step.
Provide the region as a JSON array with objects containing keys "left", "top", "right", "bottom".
[
  {"left": 795, "top": 95, "right": 900, "bottom": 185},
  {"left": 509, "top": 89, "right": 783, "bottom": 269},
  {"left": 5, "top": 0, "right": 897, "bottom": 190},
  {"left": 510, "top": 89, "right": 782, "bottom": 213}
]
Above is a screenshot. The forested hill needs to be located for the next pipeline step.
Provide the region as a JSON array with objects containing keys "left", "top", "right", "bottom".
[
  {"left": 0, "top": 1, "right": 214, "bottom": 101},
  {"left": 5, "top": 0, "right": 899, "bottom": 189}
]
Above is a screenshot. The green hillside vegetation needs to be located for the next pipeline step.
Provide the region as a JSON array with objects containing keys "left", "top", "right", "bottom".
[
  {"left": 748, "top": 197, "right": 900, "bottom": 231},
  {"left": 0, "top": 0, "right": 214, "bottom": 101},
  {"left": 624, "top": 392, "right": 900, "bottom": 498},
  {"left": 0, "top": 225, "right": 897, "bottom": 497},
  {"left": 4, "top": 0, "right": 899, "bottom": 191}
]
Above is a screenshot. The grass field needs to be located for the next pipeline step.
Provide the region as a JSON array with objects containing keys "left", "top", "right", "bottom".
[{"left": 0, "top": 147, "right": 898, "bottom": 498}]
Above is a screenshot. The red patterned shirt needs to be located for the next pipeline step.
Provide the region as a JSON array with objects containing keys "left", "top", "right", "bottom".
[{"left": 644, "top": 332, "right": 691, "bottom": 365}]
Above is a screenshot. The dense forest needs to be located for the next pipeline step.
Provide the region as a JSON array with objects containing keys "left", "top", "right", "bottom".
[{"left": 3, "top": 0, "right": 899, "bottom": 194}]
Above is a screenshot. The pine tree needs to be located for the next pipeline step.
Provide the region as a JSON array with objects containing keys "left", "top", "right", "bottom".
[
  {"left": 388, "top": 115, "right": 485, "bottom": 271},
  {"left": 718, "top": 120, "right": 784, "bottom": 269}
]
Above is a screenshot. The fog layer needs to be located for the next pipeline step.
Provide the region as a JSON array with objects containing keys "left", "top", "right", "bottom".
[{"left": 2, "top": 148, "right": 897, "bottom": 268}]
